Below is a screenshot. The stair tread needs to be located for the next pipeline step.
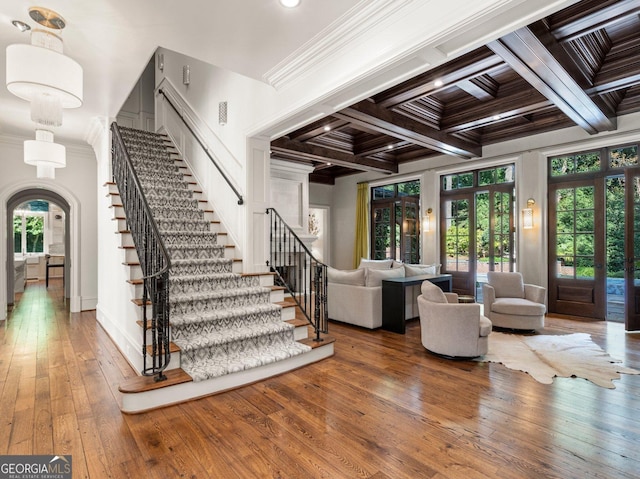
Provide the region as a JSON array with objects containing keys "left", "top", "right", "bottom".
[
  {"left": 119, "top": 368, "right": 193, "bottom": 394},
  {"left": 299, "top": 334, "right": 336, "bottom": 349},
  {"left": 173, "top": 321, "right": 294, "bottom": 351}
]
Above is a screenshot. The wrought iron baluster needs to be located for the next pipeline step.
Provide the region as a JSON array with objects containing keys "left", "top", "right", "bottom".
[
  {"left": 265, "top": 207, "right": 328, "bottom": 340},
  {"left": 111, "top": 123, "right": 171, "bottom": 381}
]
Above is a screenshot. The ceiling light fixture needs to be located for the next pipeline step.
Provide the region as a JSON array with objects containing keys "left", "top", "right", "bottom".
[
  {"left": 280, "top": 0, "right": 301, "bottom": 7},
  {"left": 11, "top": 20, "right": 31, "bottom": 32},
  {"left": 324, "top": 125, "right": 331, "bottom": 132},
  {"left": 434, "top": 79, "right": 444, "bottom": 87},
  {"left": 5, "top": 7, "right": 83, "bottom": 179},
  {"left": 493, "top": 114, "right": 501, "bottom": 120}
]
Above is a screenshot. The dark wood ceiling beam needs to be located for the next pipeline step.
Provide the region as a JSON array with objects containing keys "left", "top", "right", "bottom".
[
  {"left": 309, "top": 172, "right": 336, "bottom": 185},
  {"left": 374, "top": 48, "right": 503, "bottom": 109},
  {"left": 441, "top": 85, "right": 551, "bottom": 132},
  {"left": 457, "top": 74, "right": 499, "bottom": 101},
  {"left": 288, "top": 118, "right": 350, "bottom": 142},
  {"left": 335, "top": 100, "right": 481, "bottom": 159},
  {"left": 271, "top": 137, "right": 397, "bottom": 174},
  {"left": 353, "top": 137, "right": 411, "bottom": 157},
  {"left": 488, "top": 24, "right": 616, "bottom": 135},
  {"left": 550, "top": 0, "right": 640, "bottom": 42}
]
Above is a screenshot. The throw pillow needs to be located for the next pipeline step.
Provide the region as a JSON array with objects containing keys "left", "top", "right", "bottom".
[
  {"left": 358, "top": 258, "right": 394, "bottom": 270},
  {"left": 404, "top": 264, "right": 437, "bottom": 276},
  {"left": 365, "top": 267, "right": 405, "bottom": 287},
  {"left": 327, "top": 267, "right": 366, "bottom": 286}
]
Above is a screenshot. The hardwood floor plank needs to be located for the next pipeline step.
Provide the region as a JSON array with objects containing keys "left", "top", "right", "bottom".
[{"left": 2, "top": 280, "right": 640, "bottom": 478}]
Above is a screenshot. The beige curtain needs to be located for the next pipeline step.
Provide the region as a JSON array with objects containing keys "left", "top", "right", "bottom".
[{"left": 353, "top": 182, "right": 369, "bottom": 268}]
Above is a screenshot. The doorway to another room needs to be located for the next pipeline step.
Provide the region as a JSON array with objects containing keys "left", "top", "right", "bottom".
[{"left": 6, "top": 189, "right": 70, "bottom": 307}]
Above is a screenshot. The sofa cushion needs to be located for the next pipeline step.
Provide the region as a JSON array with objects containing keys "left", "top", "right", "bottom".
[
  {"left": 487, "top": 271, "right": 525, "bottom": 298},
  {"left": 420, "top": 280, "right": 447, "bottom": 303},
  {"left": 365, "top": 267, "right": 405, "bottom": 287},
  {"left": 358, "top": 258, "right": 394, "bottom": 270},
  {"left": 327, "top": 267, "right": 366, "bottom": 286},
  {"left": 491, "top": 298, "right": 546, "bottom": 316},
  {"left": 405, "top": 264, "right": 438, "bottom": 276}
]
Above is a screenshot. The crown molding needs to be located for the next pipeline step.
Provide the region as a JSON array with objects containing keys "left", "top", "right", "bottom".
[{"left": 263, "top": 0, "right": 411, "bottom": 90}]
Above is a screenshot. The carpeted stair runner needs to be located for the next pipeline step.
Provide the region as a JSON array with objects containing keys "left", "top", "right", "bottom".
[{"left": 117, "top": 126, "right": 310, "bottom": 382}]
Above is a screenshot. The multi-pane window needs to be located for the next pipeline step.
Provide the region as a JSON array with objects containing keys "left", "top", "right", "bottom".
[
  {"left": 609, "top": 145, "right": 638, "bottom": 169},
  {"left": 550, "top": 151, "right": 601, "bottom": 176}
]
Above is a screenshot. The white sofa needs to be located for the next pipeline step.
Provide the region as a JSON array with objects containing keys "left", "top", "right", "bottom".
[{"left": 327, "top": 259, "right": 440, "bottom": 329}]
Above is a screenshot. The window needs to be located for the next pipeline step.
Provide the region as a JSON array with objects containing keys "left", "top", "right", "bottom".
[
  {"left": 550, "top": 151, "right": 601, "bottom": 176},
  {"left": 609, "top": 145, "right": 638, "bottom": 168},
  {"left": 14, "top": 200, "right": 48, "bottom": 254}
]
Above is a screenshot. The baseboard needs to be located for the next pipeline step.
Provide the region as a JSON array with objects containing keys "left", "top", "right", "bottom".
[{"left": 96, "top": 306, "right": 144, "bottom": 373}]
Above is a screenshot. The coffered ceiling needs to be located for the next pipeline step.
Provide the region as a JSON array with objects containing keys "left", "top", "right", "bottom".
[{"left": 271, "top": 0, "right": 640, "bottom": 184}]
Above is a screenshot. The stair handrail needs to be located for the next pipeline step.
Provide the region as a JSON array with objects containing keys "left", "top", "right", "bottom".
[
  {"left": 111, "top": 123, "right": 171, "bottom": 382},
  {"left": 157, "top": 87, "right": 244, "bottom": 205},
  {"left": 266, "top": 208, "right": 328, "bottom": 342}
]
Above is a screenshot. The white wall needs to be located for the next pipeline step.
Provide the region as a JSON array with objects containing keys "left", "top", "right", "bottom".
[
  {"left": 89, "top": 118, "right": 151, "bottom": 372},
  {"left": 0, "top": 135, "right": 98, "bottom": 319},
  {"left": 318, "top": 111, "right": 640, "bottom": 293}
]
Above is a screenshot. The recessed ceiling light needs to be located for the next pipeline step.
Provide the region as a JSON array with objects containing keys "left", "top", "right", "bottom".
[
  {"left": 11, "top": 20, "right": 30, "bottom": 32},
  {"left": 434, "top": 79, "right": 444, "bottom": 88},
  {"left": 324, "top": 125, "right": 331, "bottom": 132},
  {"left": 327, "top": 162, "right": 332, "bottom": 166},
  {"left": 280, "top": 0, "right": 301, "bottom": 7},
  {"left": 387, "top": 145, "right": 393, "bottom": 150}
]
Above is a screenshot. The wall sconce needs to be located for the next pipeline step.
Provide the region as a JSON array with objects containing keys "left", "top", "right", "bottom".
[
  {"left": 423, "top": 208, "right": 433, "bottom": 232},
  {"left": 157, "top": 53, "right": 164, "bottom": 71},
  {"left": 522, "top": 198, "right": 535, "bottom": 229},
  {"left": 183, "top": 65, "right": 190, "bottom": 85},
  {"left": 219, "top": 101, "right": 228, "bottom": 125}
]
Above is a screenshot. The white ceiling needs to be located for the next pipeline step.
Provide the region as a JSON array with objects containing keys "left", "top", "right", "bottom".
[{"left": 0, "top": 0, "right": 360, "bottom": 143}]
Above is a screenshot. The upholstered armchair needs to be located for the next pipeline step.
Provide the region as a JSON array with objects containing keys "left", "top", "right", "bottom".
[
  {"left": 417, "top": 281, "right": 492, "bottom": 358},
  {"left": 482, "top": 271, "right": 546, "bottom": 331}
]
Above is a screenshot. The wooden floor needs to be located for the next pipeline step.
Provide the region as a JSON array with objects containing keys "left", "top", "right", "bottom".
[{"left": 2, "top": 280, "right": 640, "bottom": 478}]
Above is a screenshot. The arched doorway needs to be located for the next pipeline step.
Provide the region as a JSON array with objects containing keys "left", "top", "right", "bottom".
[{"left": 5, "top": 189, "right": 71, "bottom": 307}]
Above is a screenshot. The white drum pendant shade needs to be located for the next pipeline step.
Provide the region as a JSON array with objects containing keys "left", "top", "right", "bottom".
[
  {"left": 24, "top": 137, "right": 66, "bottom": 179},
  {"left": 6, "top": 43, "right": 83, "bottom": 108}
]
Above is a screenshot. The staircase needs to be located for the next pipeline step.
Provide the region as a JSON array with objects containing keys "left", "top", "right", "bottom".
[{"left": 109, "top": 126, "right": 334, "bottom": 413}]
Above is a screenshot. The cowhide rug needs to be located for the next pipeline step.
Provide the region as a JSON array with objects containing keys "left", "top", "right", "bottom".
[{"left": 476, "top": 332, "right": 640, "bottom": 388}]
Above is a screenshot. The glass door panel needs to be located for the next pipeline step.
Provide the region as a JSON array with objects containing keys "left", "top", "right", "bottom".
[
  {"left": 626, "top": 169, "right": 640, "bottom": 330},
  {"left": 442, "top": 196, "right": 475, "bottom": 295},
  {"left": 372, "top": 205, "right": 392, "bottom": 260},
  {"left": 605, "top": 177, "right": 625, "bottom": 322},
  {"left": 548, "top": 182, "right": 605, "bottom": 318}
]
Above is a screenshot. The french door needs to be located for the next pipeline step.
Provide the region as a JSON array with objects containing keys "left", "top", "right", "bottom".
[
  {"left": 626, "top": 169, "right": 640, "bottom": 329},
  {"left": 371, "top": 197, "right": 420, "bottom": 263},
  {"left": 441, "top": 187, "right": 514, "bottom": 297},
  {"left": 548, "top": 170, "right": 640, "bottom": 330},
  {"left": 548, "top": 179, "right": 605, "bottom": 318}
]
